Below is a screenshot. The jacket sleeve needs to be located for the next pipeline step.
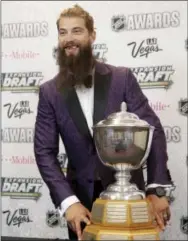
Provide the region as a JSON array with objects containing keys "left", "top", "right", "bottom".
[
  {"left": 34, "top": 85, "right": 75, "bottom": 208},
  {"left": 124, "top": 68, "right": 173, "bottom": 185}
]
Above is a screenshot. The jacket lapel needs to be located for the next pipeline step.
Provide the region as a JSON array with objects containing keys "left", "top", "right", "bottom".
[
  {"left": 93, "top": 65, "right": 112, "bottom": 125},
  {"left": 60, "top": 61, "right": 112, "bottom": 141},
  {"left": 61, "top": 85, "right": 92, "bottom": 141}
]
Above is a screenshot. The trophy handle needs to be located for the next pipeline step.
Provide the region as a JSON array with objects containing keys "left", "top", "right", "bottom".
[{"left": 134, "top": 125, "right": 155, "bottom": 170}]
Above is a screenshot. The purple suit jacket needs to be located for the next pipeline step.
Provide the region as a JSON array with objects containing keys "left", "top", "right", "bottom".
[{"left": 34, "top": 61, "right": 172, "bottom": 208}]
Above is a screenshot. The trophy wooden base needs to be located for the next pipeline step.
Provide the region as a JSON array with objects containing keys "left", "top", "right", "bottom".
[
  {"left": 83, "top": 224, "right": 160, "bottom": 240},
  {"left": 82, "top": 198, "right": 160, "bottom": 240}
]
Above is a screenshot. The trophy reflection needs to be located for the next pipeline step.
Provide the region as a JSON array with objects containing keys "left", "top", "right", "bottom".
[{"left": 82, "top": 102, "right": 160, "bottom": 240}]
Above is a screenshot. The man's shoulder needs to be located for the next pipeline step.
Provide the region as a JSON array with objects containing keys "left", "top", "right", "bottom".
[
  {"left": 99, "top": 61, "right": 131, "bottom": 76},
  {"left": 99, "top": 62, "right": 137, "bottom": 87},
  {"left": 39, "top": 74, "right": 58, "bottom": 93}
]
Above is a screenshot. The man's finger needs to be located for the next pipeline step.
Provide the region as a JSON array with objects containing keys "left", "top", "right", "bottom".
[
  {"left": 67, "top": 221, "right": 76, "bottom": 232},
  {"left": 166, "top": 207, "right": 171, "bottom": 221},
  {"left": 155, "top": 212, "right": 165, "bottom": 230},
  {"left": 162, "top": 212, "right": 168, "bottom": 226},
  {"left": 75, "top": 220, "right": 82, "bottom": 240},
  {"left": 155, "top": 225, "right": 163, "bottom": 233},
  {"left": 86, "top": 209, "right": 92, "bottom": 220},
  {"left": 81, "top": 215, "right": 91, "bottom": 225}
]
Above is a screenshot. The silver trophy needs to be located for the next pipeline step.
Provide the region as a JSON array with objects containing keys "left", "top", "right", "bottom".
[
  {"left": 83, "top": 102, "right": 160, "bottom": 240},
  {"left": 93, "top": 102, "right": 155, "bottom": 201}
]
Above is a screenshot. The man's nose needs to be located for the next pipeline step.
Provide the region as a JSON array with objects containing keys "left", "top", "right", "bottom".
[{"left": 64, "top": 32, "right": 75, "bottom": 42}]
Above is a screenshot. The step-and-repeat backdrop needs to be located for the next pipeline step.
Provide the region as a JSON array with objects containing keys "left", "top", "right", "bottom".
[{"left": 1, "top": 1, "right": 187, "bottom": 240}]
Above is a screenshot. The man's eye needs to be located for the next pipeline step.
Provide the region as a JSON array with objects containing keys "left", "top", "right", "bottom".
[
  {"left": 60, "top": 32, "right": 66, "bottom": 35},
  {"left": 74, "top": 29, "right": 82, "bottom": 34}
]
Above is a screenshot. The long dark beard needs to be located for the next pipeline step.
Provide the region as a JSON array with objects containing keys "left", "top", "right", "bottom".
[{"left": 55, "top": 42, "right": 95, "bottom": 90}]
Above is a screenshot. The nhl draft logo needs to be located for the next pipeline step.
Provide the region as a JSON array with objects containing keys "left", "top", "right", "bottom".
[
  {"left": 131, "top": 65, "right": 174, "bottom": 89},
  {"left": 1, "top": 72, "right": 43, "bottom": 93},
  {"left": 179, "top": 98, "right": 188, "bottom": 116},
  {"left": 180, "top": 216, "right": 188, "bottom": 234},
  {"left": 92, "top": 43, "right": 108, "bottom": 63},
  {"left": 1, "top": 177, "right": 43, "bottom": 200}
]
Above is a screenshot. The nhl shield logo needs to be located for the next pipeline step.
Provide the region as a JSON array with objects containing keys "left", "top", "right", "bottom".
[
  {"left": 46, "top": 210, "right": 60, "bottom": 227},
  {"left": 180, "top": 216, "right": 188, "bottom": 234},
  {"left": 179, "top": 98, "right": 188, "bottom": 116},
  {"left": 111, "top": 15, "right": 125, "bottom": 32}
]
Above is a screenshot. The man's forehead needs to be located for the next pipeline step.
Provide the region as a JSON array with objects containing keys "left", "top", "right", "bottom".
[{"left": 59, "top": 16, "right": 86, "bottom": 29}]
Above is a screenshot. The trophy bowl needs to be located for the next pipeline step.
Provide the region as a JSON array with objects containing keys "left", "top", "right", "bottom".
[{"left": 93, "top": 102, "right": 155, "bottom": 201}]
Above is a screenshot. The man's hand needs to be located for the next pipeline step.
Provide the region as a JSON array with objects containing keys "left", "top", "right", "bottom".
[
  {"left": 147, "top": 194, "right": 171, "bottom": 231},
  {"left": 65, "top": 202, "right": 91, "bottom": 240}
]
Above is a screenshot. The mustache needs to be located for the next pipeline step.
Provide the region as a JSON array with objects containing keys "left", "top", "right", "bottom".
[
  {"left": 64, "top": 41, "right": 80, "bottom": 48},
  {"left": 52, "top": 43, "right": 79, "bottom": 60}
]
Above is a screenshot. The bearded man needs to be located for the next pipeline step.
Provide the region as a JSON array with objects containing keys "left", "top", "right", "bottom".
[{"left": 34, "top": 4, "right": 174, "bottom": 240}]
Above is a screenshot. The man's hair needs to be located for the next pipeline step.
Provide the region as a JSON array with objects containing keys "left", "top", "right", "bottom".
[{"left": 56, "top": 4, "right": 94, "bottom": 33}]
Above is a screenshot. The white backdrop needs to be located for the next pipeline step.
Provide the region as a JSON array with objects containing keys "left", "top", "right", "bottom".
[{"left": 1, "top": 1, "right": 187, "bottom": 240}]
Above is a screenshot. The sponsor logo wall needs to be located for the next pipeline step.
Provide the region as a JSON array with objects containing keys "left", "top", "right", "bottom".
[
  {"left": 1, "top": 22, "right": 49, "bottom": 39},
  {"left": 1, "top": 1, "right": 187, "bottom": 240},
  {"left": 3, "top": 208, "right": 33, "bottom": 227},
  {"left": 111, "top": 11, "right": 180, "bottom": 32}
]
